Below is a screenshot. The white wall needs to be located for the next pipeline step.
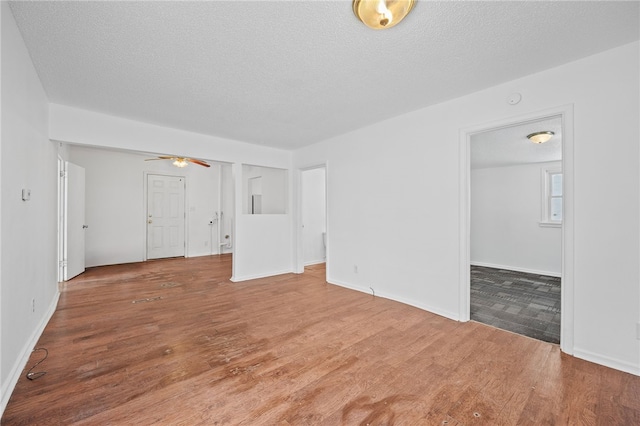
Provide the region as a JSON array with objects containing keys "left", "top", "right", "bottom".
[
  {"left": 49, "top": 104, "right": 291, "bottom": 169},
  {"left": 68, "top": 146, "right": 233, "bottom": 267},
  {"left": 186, "top": 162, "right": 220, "bottom": 258},
  {"left": 293, "top": 42, "right": 640, "bottom": 375},
  {"left": 219, "top": 163, "right": 234, "bottom": 254},
  {"left": 1, "top": 2, "right": 59, "bottom": 412},
  {"left": 471, "top": 161, "right": 562, "bottom": 276},
  {"left": 49, "top": 104, "right": 293, "bottom": 283},
  {"left": 302, "top": 168, "right": 326, "bottom": 265},
  {"left": 232, "top": 163, "right": 293, "bottom": 281},
  {"left": 242, "top": 165, "right": 288, "bottom": 215}
]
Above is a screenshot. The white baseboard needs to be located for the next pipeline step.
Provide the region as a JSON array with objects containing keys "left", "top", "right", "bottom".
[
  {"left": 231, "top": 268, "right": 293, "bottom": 282},
  {"left": 470, "top": 261, "right": 561, "bottom": 278},
  {"left": 187, "top": 251, "right": 222, "bottom": 258},
  {"left": 573, "top": 347, "right": 640, "bottom": 376},
  {"left": 327, "top": 278, "right": 460, "bottom": 322},
  {"left": 304, "top": 259, "right": 326, "bottom": 267},
  {"left": 1, "top": 290, "right": 60, "bottom": 416}
]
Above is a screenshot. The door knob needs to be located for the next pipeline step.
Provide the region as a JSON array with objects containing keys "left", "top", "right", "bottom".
[
  {"left": 82, "top": 225, "right": 88, "bottom": 229},
  {"left": 148, "top": 220, "right": 153, "bottom": 224}
]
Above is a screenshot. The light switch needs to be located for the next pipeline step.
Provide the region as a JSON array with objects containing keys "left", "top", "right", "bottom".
[{"left": 22, "top": 189, "right": 31, "bottom": 201}]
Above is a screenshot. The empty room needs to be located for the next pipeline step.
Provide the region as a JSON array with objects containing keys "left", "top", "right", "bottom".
[
  {"left": 470, "top": 117, "right": 563, "bottom": 344},
  {"left": 1, "top": 1, "right": 639, "bottom": 424}
]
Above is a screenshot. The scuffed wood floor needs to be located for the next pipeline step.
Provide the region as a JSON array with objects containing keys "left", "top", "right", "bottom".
[{"left": 3, "top": 255, "right": 639, "bottom": 424}]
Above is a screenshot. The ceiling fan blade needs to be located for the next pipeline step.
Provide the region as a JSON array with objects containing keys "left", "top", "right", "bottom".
[
  {"left": 187, "top": 158, "right": 210, "bottom": 167},
  {"left": 144, "top": 156, "right": 210, "bottom": 168}
]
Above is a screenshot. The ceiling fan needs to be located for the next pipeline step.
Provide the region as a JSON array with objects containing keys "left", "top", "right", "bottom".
[{"left": 145, "top": 156, "right": 210, "bottom": 168}]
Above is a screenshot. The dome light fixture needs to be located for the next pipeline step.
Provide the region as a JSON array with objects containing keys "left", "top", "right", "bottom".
[
  {"left": 353, "top": 0, "right": 416, "bottom": 30},
  {"left": 527, "top": 131, "right": 555, "bottom": 144}
]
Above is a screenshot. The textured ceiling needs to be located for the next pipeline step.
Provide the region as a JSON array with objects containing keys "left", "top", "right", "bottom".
[
  {"left": 8, "top": 1, "right": 640, "bottom": 150},
  {"left": 470, "top": 117, "right": 562, "bottom": 169}
]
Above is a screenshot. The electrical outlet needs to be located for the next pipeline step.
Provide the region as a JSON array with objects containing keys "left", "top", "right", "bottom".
[
  {"left": 31, "top": 298, "right": 35, "bottom": 313},
  {"left": 353, "top": 265, "right": 358, "bottom": 274}
]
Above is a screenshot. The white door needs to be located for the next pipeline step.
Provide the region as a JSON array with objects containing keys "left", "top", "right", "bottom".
[
  {"left": 147, "top": 174, "right": 186, "bottom": 259},
  {"left": 64, "top": 162, "right": 86, "bottom": 280}
]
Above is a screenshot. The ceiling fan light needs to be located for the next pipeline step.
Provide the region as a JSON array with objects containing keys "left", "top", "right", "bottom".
[
  {"left": 353, "top": 0, "right": 415, "bottom": 30},
  {"left": 173, "top": 158, "right": 188, "bottom": 167},
  {"left": 527, "top": 131, "right": 555, "bottom": 144}
]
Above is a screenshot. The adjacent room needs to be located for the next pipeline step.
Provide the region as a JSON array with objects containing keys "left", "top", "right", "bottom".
[
  {"left": 2, "top": 1, "right": 639, "bottom": 423},
  {"left": 470, "top": 117, "right": 563, "bottom": 344}
]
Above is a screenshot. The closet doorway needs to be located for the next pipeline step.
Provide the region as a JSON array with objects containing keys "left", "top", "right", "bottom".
[{"left": 300, "top": 166, "right": 327, "bottom": 280}]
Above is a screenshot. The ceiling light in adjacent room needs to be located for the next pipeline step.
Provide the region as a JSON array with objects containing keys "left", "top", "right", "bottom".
[
  {"left": 145, "top": 156, "right": 211, "bottom": 168},
  {"left": 353, "top": 0, "right": 415, "bottom": 30},
  {"left": 527, "top": 131, "right": 555, "bottom": 144},
  {"left": 173, "top": 158, "right": 189, "bottom": 168}
]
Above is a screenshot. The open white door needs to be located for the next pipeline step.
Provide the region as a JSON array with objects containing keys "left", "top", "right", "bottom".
[
  {"left": 64, "top": 162, "right": 86, "bottom": 281},
  {"left": 147, "top": 174, "right": 186, "bottom": 259}
]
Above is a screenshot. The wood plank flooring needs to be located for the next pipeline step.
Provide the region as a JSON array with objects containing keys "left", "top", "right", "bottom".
[{"left": 3, "top": 255, "right": 639, "bottom": 424}]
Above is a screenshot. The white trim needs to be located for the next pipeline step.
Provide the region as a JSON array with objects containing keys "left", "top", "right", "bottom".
[
  {"left": 573, "top": 347, "right": 640, "bottom": 376},
  {"left": 184, "top": 176, "right": 190, "bottom": 258},
  {"left": 328, "top": 279, "right": 459, "bottom": 321},
  {"left": 230, "top": 163, "right": 241, "bottom": 282},
  {"left": 560, "top": 106, "right": 575, "bottom": 355},
  {"left": 293, "top": 168, "right": 303, "bottom": 274},
  {"left": 295, "top": 163, "right": 328, "bottom": 275},
  {"left": 470, "top": 261, "right": 561, "bottom": 278},
  {"left": 57, "top": 156, "right": 66, "bottom": 282},
  {"left": 0, "top": 291, "right": 60, "bottom": 415},
  {"left": 187, "top": 252, "right": 224, "bottom": 259},
  {"left": 459, "top": 122, "right": 471, "bottom": 322},
  {"left": 231, "top": 268, "right": 294, "bottom": 282},
  {"left": 540, "top": 165, "right": 563, "bottom": 225},
  {"left": 459, "top": 104, "right": 575, "bottom": 356},
  {"left": 304, "top": 260, "right": 326, "bottom": 267},
  {"left": 539, "top": 222, "right": 562, "bottom": 228}
]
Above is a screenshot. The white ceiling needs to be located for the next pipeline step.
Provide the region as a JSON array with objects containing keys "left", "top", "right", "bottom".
[
  {"left": 8, "top": 1, "right": 640, "bottom": 150},
  {"left": 470, "top": 117, "right": 562, "bottom": 169}
]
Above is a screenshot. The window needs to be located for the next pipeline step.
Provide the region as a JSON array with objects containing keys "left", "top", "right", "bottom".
[{"left": 541, "top": 167, "right": 562, "bottom": 227}]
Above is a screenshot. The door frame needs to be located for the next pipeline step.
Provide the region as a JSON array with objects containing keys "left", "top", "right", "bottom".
[
  {"left": 294, "top": 163, "right": 328, "bottom": 276},
  {"left": 458, "top": 104, "right": 574, "bottom": 355},
  {"left": 143, "top": 172, "right": 188, "bottom": 261},
  {"left": 63, "top": 161, "right": 87, "bottom": 280},
  {"left": 57, "top": 156, "right": 65, "bottom": 282}
]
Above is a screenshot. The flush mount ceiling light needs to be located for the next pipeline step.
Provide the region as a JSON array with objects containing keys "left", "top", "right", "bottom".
[
  {"left": 527, "top": 131, "right": 555, "bottom": 144},
  {"left": 353, "top": 0, "right": 415, "bottom": 30}
]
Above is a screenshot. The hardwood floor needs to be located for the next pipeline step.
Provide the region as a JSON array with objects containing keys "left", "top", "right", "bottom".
[{"left": 3, "top": 255, "right": 639, "bottom": 425}]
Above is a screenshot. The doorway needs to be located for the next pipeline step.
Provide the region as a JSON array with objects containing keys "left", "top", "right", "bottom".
[
  {"left": 470, "top": 117, "right": 562, "bottom": 342},
  {"left": 459, "top": 105, "right": 575, "bottom": 353},
  {"left": 300, "top": 166, "right": 327, "bottom": 279},
  {"left": 146, "top": 174, "right": 186, "bottom": 260}
]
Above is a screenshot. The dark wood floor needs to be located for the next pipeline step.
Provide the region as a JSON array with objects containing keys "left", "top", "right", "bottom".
[{"left": 3, "top": 255, "right": 639, "bottom": 424}]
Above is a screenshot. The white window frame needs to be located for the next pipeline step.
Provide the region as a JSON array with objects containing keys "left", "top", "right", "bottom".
[{"left": 540, "top": 166, "right": 562, "bottom": 227}]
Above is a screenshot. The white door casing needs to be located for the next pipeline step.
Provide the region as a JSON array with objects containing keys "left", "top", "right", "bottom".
[
  {"left": 458, "top": 104, "right": 574, "bottom": 355},
  {"left": 147, "top": 174, "right": 186, "bottom": 259},
  {"left": 64, "top": 161, "right": 86, "bottom": 281}
]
